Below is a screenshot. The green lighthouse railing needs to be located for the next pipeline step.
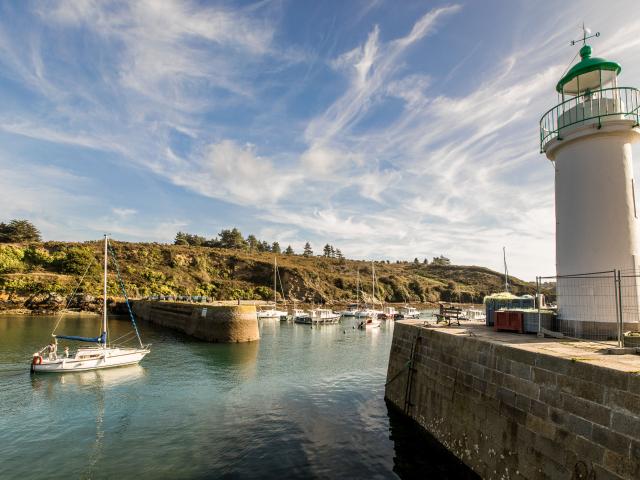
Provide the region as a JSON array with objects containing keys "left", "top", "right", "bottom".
[{"left": 540, "top": 86, "right": 640, "bottom": 152}]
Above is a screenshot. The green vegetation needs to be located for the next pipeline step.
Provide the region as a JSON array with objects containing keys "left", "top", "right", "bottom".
[{"left": 0, "top": 240, "right": 541, "bottom": 305}]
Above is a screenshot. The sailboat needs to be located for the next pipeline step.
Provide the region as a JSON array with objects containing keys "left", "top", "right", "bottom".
[
  {"left": 30, "top": 235, "right": 150, "bottom": 373},
  {"left": 357, "top": 262, "right": 382, "bottom": 328},
  {"left": 257, "top": 256, "right": 288, "bottom": 320}
]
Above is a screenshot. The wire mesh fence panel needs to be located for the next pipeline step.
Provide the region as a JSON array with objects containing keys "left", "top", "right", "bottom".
[
  {"left": 618, "top": 270, "right": 640, "bottom": 335},
  {"left": 539, "top": 271, "right": 622, "bottom": 342}
]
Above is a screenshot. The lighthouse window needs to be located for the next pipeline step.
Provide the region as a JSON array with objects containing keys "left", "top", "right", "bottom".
[{"left": 633, "top": 179, "right": 638, "bottom": 219}]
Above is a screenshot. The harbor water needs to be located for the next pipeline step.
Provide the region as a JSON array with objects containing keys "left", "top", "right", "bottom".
[{"left": 0, "top": 314, "right": 475, "bottom": 479}]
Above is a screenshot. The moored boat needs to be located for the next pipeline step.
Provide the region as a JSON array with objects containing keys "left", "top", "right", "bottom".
[
  {"left": 257, "top": 256, "right": 288, "bottom": 320},
  {"left": 397, "top": 306, "right": 420, "bottom": 319},
  {"left": 295, "top": 308, "right": 340, "bottom": 325}
]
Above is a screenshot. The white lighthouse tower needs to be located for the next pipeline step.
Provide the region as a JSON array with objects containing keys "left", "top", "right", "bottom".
[{"left": 540, "top": 29, "right": 640, "bottom": 338}]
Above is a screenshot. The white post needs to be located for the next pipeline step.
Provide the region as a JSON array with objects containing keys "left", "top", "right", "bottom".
[{"left": 103, "top": 234, "right": 108, "bottom": 347}]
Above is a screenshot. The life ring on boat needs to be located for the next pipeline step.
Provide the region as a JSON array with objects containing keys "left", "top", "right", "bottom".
[{"left": 32, "top": 355, "right": 43, "bottom": 366}]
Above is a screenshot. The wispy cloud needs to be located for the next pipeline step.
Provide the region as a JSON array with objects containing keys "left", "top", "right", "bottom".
[{"left": 0, "top": 1, "right": 638, "bottom": 278}]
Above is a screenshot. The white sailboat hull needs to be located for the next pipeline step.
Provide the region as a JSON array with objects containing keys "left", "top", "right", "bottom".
[
  {"left": 257, "top": 310, "right": 288, "bottom": 319},
  {"left": 31, "top": 347, "right": 149, "bottom": 373}
]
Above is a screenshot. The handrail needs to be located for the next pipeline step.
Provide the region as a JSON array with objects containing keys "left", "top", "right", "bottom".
[{"left": 540, "top": 86, "right": 640, "bottom": 152}]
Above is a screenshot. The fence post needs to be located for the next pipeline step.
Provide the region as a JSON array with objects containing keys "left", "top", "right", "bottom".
[
  {"left": 536, "top": 276, "right": 542, "bottom": 336},
  {"left": 616, "top": 270, "right": 623, "bottom": 348}
]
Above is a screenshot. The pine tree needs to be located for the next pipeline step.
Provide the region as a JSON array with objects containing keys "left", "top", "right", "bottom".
[
  {"left": 335, "top": 249, "right": 344, "bottom": 260},
  {"left": 285, "top": 245, "right": 294, "bottom": 255},
  {"left": 247, "top": 234, "right": 258, "bottom": 251},
  {"left": 303, "top": 242, "right": 313, "bottom": 257},
  {"left": 0, "top": 219, "right": 42, "bottom": 243},
  {"left": 174, "top": 231, "right": 189, "bottom": 245},
  {"left": 272, "top": 241, "right": 281, "bottom": 254},
  {"left": 413, "top": 257, "right": 419, "bottom": 264},
  {"left": 323, "top": 244, "right": 332, "bottom": 257}
]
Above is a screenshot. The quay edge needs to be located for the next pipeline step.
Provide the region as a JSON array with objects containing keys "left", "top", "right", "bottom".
[
  {"left": 385, "top": 320, "right": 640, "bottom": 479},
  {"left": 131, "top": 300, "right": 260, "bottom": 343}
]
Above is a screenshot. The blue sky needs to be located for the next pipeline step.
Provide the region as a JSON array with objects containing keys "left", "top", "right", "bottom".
[{"left": 1, "top": 0, "right": 639, "bottom": 280}]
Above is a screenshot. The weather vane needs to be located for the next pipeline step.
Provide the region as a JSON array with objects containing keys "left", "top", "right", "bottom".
[{"left": 570, "top": 23, "right": 599, "bottom": 46}]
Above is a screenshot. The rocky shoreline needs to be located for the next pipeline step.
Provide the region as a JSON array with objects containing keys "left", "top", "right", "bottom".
[{"left": 0, "top": 293, "right": 124, "bottom": 315}]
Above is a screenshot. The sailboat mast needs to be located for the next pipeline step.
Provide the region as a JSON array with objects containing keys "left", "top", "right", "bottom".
[
  {"left": 371, "top": 262, "right": 375, "bottom": 308},
  {"left": 274, "top": 256, "right": 277, "bottom": 307},
  {"left": 103, "top": 235, "right": 108, "bottom": 346},
  {"left": 356, "top": 270, "right": 359, "bottom": 307}
]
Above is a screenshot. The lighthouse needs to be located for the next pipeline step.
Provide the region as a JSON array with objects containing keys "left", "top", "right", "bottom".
[{"left": 540, "top": 29, "right": 640, "bottom": 338}]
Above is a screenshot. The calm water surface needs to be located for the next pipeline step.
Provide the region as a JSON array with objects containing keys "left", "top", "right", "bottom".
[{"left": 0, "top": 314, "right": 475, "bottom": 479}]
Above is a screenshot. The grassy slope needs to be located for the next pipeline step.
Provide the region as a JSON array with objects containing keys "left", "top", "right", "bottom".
[{"left": 0, "top": 241, "right": 538, "bottom": 304}]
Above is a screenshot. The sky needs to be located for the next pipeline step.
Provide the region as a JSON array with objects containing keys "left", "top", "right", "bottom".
[{"left": 1, "top": 0, "right": 640, "bottom": 280}]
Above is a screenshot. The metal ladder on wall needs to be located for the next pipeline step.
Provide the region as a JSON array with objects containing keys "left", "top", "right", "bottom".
[{"left": 403, "top": 335, "right": 421, "bottom": 414}]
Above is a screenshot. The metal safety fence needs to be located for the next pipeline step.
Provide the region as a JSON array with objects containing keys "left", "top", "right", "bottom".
[{"left": 536, "top": 270, "right": 640, "bottom": 346}]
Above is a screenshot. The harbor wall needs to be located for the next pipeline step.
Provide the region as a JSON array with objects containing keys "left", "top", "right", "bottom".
[
  {"left": 131, "top": 301, "right": 260, "bottom": 343},
  {"left": 385, "top": 321, "right": 640, "bottom": 479}
]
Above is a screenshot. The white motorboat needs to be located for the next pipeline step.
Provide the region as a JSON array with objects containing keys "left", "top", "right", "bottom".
[
  {"left": 290, "top": 308, "right": 309, "bottom": 322},
  {"left": 257, "top": 308, "right": 288, "bottom": 320},
  {"left": 295, "top": 308, "right": 340, "bottom": 324},
  {"left": 398, "top": 306, "right": 420, "bottom": 319},
  {"left": 257, "top": 256, "right": 288, "bottom": 320},
  {"left": 339, "top": 303, "right": 359, "bottom": 317},
  {"left": 355, "top": 308, "right": 382, "bottom": 318},
  {"left": 31, "top": 235, "right": 149, "bottom": 374},
  {"left": 461, "top": 308, "right": 486, "bottom": 321}
]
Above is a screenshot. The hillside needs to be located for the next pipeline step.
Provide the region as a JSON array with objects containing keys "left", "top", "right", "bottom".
[{"left": 0, "top": 241, "right": 540, "bottom": 309}]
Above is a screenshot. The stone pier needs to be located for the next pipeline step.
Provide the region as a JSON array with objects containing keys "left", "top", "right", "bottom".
[
  {"left": 385, "top": 320, "right": 640, "bottom": 479},
  {"left": 131, "top": 300, "right": 260, "bottom": 343}
]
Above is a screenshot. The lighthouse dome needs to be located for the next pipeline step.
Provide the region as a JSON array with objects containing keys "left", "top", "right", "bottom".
[{"left": 556, "top": 44, "right": 621, "bottom": 95}]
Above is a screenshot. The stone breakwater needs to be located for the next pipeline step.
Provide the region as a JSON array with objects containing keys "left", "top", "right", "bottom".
[
  {"left": 131, "top": 300, "right": 260, "bottom": 343},
  {"left": 385, "top": 320, "right": 640, "bottom": 479}
]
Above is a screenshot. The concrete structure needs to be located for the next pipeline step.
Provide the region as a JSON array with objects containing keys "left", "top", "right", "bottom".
[
  {"left": 385, "top": 320, "right": 640, "bottom": 479},
  {"left": 540, "top": 40, "right": 640, "bottom": 337},
  {"left": 131, "top": 301, "right": 260, "bottom": 343}
]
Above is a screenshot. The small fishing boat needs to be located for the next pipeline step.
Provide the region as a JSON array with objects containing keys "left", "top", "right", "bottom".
[
  {"left": 461, "top": 308, "right": 486, "bottom": 322},
  {"left": 257, "top": 256, "right": 288, "bottom": 320},
  {"left": 295, "top": 308, "right": 340, "bottom": 325},
  {"left": 397, "top": 306, "right": 420, "bottom": 319},
  {"left": 30, "top": 235, "right": 149, "bottom": 373}
]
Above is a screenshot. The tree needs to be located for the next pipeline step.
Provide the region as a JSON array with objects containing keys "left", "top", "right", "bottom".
[
  {"left": 329, "top": 246, "right": 335, "bottom": 258},
  {"left": 323, "top": 244, "right": 332, "bottom": 257},
  {"left": 174, "top": 232, "right": 189, "bottom": 245},
  {"left": 0, "top": 219, "right": 42, "bottom": 243},
  {"left": 431, "top": 255, "right": 451, "bottom": 266},
  {"left": 272, "top": 241, "right": 281, "bottom": 254},
  {"left": 413, "top": 257, "right": 419, "bottom": 264},
  {"left": 258, "top": 240, "right": 271, "bottom": 252},
  {"left": 218, "top": 228, "right": 247, "bottom": 249},
  {"left": 303, "top": 242, "right": 313, "bottom": 257},
  {"left": 285, "top": 245, "right": 294, "bottom": 255},
  {"left": 335, "top": 249, "right": 344, "bottom": 260},
  {"left": 247, "top": 234, "right": 259, "bottom": 251},
  {"left": 423, "top": 258, "right": 429, "bottom": 264}
]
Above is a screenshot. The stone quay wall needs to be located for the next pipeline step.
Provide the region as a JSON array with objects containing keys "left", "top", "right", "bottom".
[
  {"left": 385, "top": 321, "right": 640, "bottom": 479},
  {"left": 131, "top": 301, "right": 259, "bottom": 343}
]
